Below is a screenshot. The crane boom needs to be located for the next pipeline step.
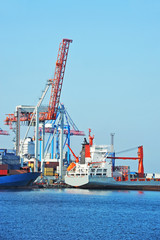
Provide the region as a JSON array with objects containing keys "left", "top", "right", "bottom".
[
  {"left": 66, "top": 143, "right": 79, "bottom": 163},
  {"left": 47, "top": 39, "right": 72, "bottom": 120},
  {"left": 4, "top": 39, "right": 72, "bottom": 125}
]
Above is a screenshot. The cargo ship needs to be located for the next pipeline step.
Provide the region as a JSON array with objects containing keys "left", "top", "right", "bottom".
[
  {"left": 0, "top": 149, "right": 40, "bottom": 188},
  {"left": 65, "top": 130, "right": 160, "bottom": 191}
]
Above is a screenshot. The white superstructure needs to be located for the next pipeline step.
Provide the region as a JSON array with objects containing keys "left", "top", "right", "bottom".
[
  {"left": 65, "top": 139, "right": 114, "bottom": 187},
  {"left": 20, "top": 137, "right": 35, "bottom": 157}
]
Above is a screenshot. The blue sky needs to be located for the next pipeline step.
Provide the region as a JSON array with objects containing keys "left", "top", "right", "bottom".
[{"left": 0, "top": 0, "right": 160, "bottom": 172}]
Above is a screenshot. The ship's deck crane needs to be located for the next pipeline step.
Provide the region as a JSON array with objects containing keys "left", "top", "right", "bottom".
[
  {"left": 88, "top": 128, "right": 94, "bottom": 147},
  {"left": 107, "top": 146, "right": 144, "bottom": 177},
  {"left": 66, "top": 130, "right": 144, "bottom": 178},
  {"left": 4, "top": 39, "right": 72, "bottom": 176},
  {"left": 66, "top": 143, "right": 79, "bottom": 163}
]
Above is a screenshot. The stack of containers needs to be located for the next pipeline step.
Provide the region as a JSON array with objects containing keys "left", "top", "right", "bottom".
[
  {"left": 44, "top": 162, "right": 59, "bottom": 176},
  {"left": 0, "top": 149, "right": 21, "bottom": 176},
  {"left": 44, "top": 167, "right": 54, "bottom": 176},
  {"left": 0, "top": 152, "right": 20, "bottom": 170}
]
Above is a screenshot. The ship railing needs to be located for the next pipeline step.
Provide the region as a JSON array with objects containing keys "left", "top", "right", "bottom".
[
  {"left": 67, "top": 168, "right": 89, "bottom": 177},
  {"left": 89, "top": 168, "right": 107, "bottom": 176},
  {"left": 130, "top": 177, "right": 160, "bottom": 182},
  {"left": 67, "top": 167, "right": 109, "bottom": 177}
]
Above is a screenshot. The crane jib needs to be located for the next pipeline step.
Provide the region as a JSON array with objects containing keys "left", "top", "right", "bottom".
[
  {"left": 4, "top": 39, "right": 73, "bottom": 125},
  {"left": 47, "top": 39, "right": 72, "bottom": 120}
]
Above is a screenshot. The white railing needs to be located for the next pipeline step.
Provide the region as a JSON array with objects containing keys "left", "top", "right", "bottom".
[
  {"left": 67, "top": 167, "right": 108, "bottom": 177},
  {"left": 67, "top": 168, "right": 88, "bottom": 177}
]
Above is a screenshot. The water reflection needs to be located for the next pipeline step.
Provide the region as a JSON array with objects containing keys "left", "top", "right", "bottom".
[
  {"left": 64, "top": 188, "right": 114, "bottom": 196},
  {"left": 138, "top": 191, "right": 144, "bottom": 195},
  {"left": 64, "top": 188, "right": 146, "bottom": 196}
]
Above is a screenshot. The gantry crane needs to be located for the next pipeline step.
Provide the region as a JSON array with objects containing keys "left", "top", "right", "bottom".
[
  {"left": 4, "top": 39, "right": 72, "bottom": 176},
  {"left": 5, "top": 39, "right": 72, "bottom": 124},
  {"left": 40, "top": 103, "right": 85, "bottom": 165}
]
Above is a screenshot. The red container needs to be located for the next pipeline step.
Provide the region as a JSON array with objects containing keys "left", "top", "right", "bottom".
[
  {"left": 0, "top": 164, "right": 8, "bottom": 170},
  {"left": 0, "top": 170, "right": 8, "bottom": 175}
]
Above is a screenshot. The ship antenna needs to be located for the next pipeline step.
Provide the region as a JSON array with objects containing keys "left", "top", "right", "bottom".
[{"left": 110, "top": 133, "right": 115, "bottom": 152}]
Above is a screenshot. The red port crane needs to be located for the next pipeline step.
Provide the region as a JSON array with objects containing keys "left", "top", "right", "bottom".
[
  {"left": 47, "top": 39, "right": 72, "bottom": 120},
  {"left": 4, "top": 39, "right": 73, "bottom": 125},
  {"left": 107, "top": 146, "right": 144, "bottom": 177}
]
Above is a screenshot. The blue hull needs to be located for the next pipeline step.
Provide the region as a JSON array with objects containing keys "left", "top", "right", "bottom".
[{"left": 0, "top": 172, "right": 41, "bottom": 188}]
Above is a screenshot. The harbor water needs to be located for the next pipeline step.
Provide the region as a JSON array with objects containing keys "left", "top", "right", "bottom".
[{"left": 0, "top": 189, "right": 160, "bottom": 240}]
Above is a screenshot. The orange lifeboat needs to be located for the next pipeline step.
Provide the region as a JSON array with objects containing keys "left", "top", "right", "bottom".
[{"left": 67, "top": 162, "right": 76, "bottom": 171}]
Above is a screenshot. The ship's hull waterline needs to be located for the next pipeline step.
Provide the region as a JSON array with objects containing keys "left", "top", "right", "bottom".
[
  {"left": 65, "top": 175, "right": 160, "bottom": 191},
  {"left": 0, "top": 172, "right": 41, "bottom": 188}
]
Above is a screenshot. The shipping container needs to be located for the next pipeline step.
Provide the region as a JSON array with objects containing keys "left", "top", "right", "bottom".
[
  {"left": 44, "top": 167, "right": 54, "bottom": 176},
  {"left": 44, "top": 167, "right": 54, "bottom": 172},
  {"left": 44, "top": 172, "right": 54, "bottom": 176},
  {"left": 0, "top": 169, "right": 8, "bottom": 175},
  {"left": 0, "top": 164, "right": 8, "bottom": 170},
  {"left": 45, "top": 162, "right": 59, "bottom": 168}
]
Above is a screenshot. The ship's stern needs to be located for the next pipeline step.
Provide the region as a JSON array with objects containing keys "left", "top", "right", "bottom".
[{"left": 65, "top": 174, "right": 89, "bottom": 187}]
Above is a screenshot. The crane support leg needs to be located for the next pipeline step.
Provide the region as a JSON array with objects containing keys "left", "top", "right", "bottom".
[
  {"left": 59, "top": 108, "right": 64, "bottom": 179},
  {"left": 67, "top": 125, "right": 70, "bottom": 164},
  {"left": 34, "top": 107, "right": 39, "bottom": 172},
  {"left": 16, "top": 107, "right": 20, "bottom": 156},
  {"left": 41, "top": 121, "right": 45, "bottom": 174},
  {"left": 51, "top": 137, "right": 54, "bottom": 159}
]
